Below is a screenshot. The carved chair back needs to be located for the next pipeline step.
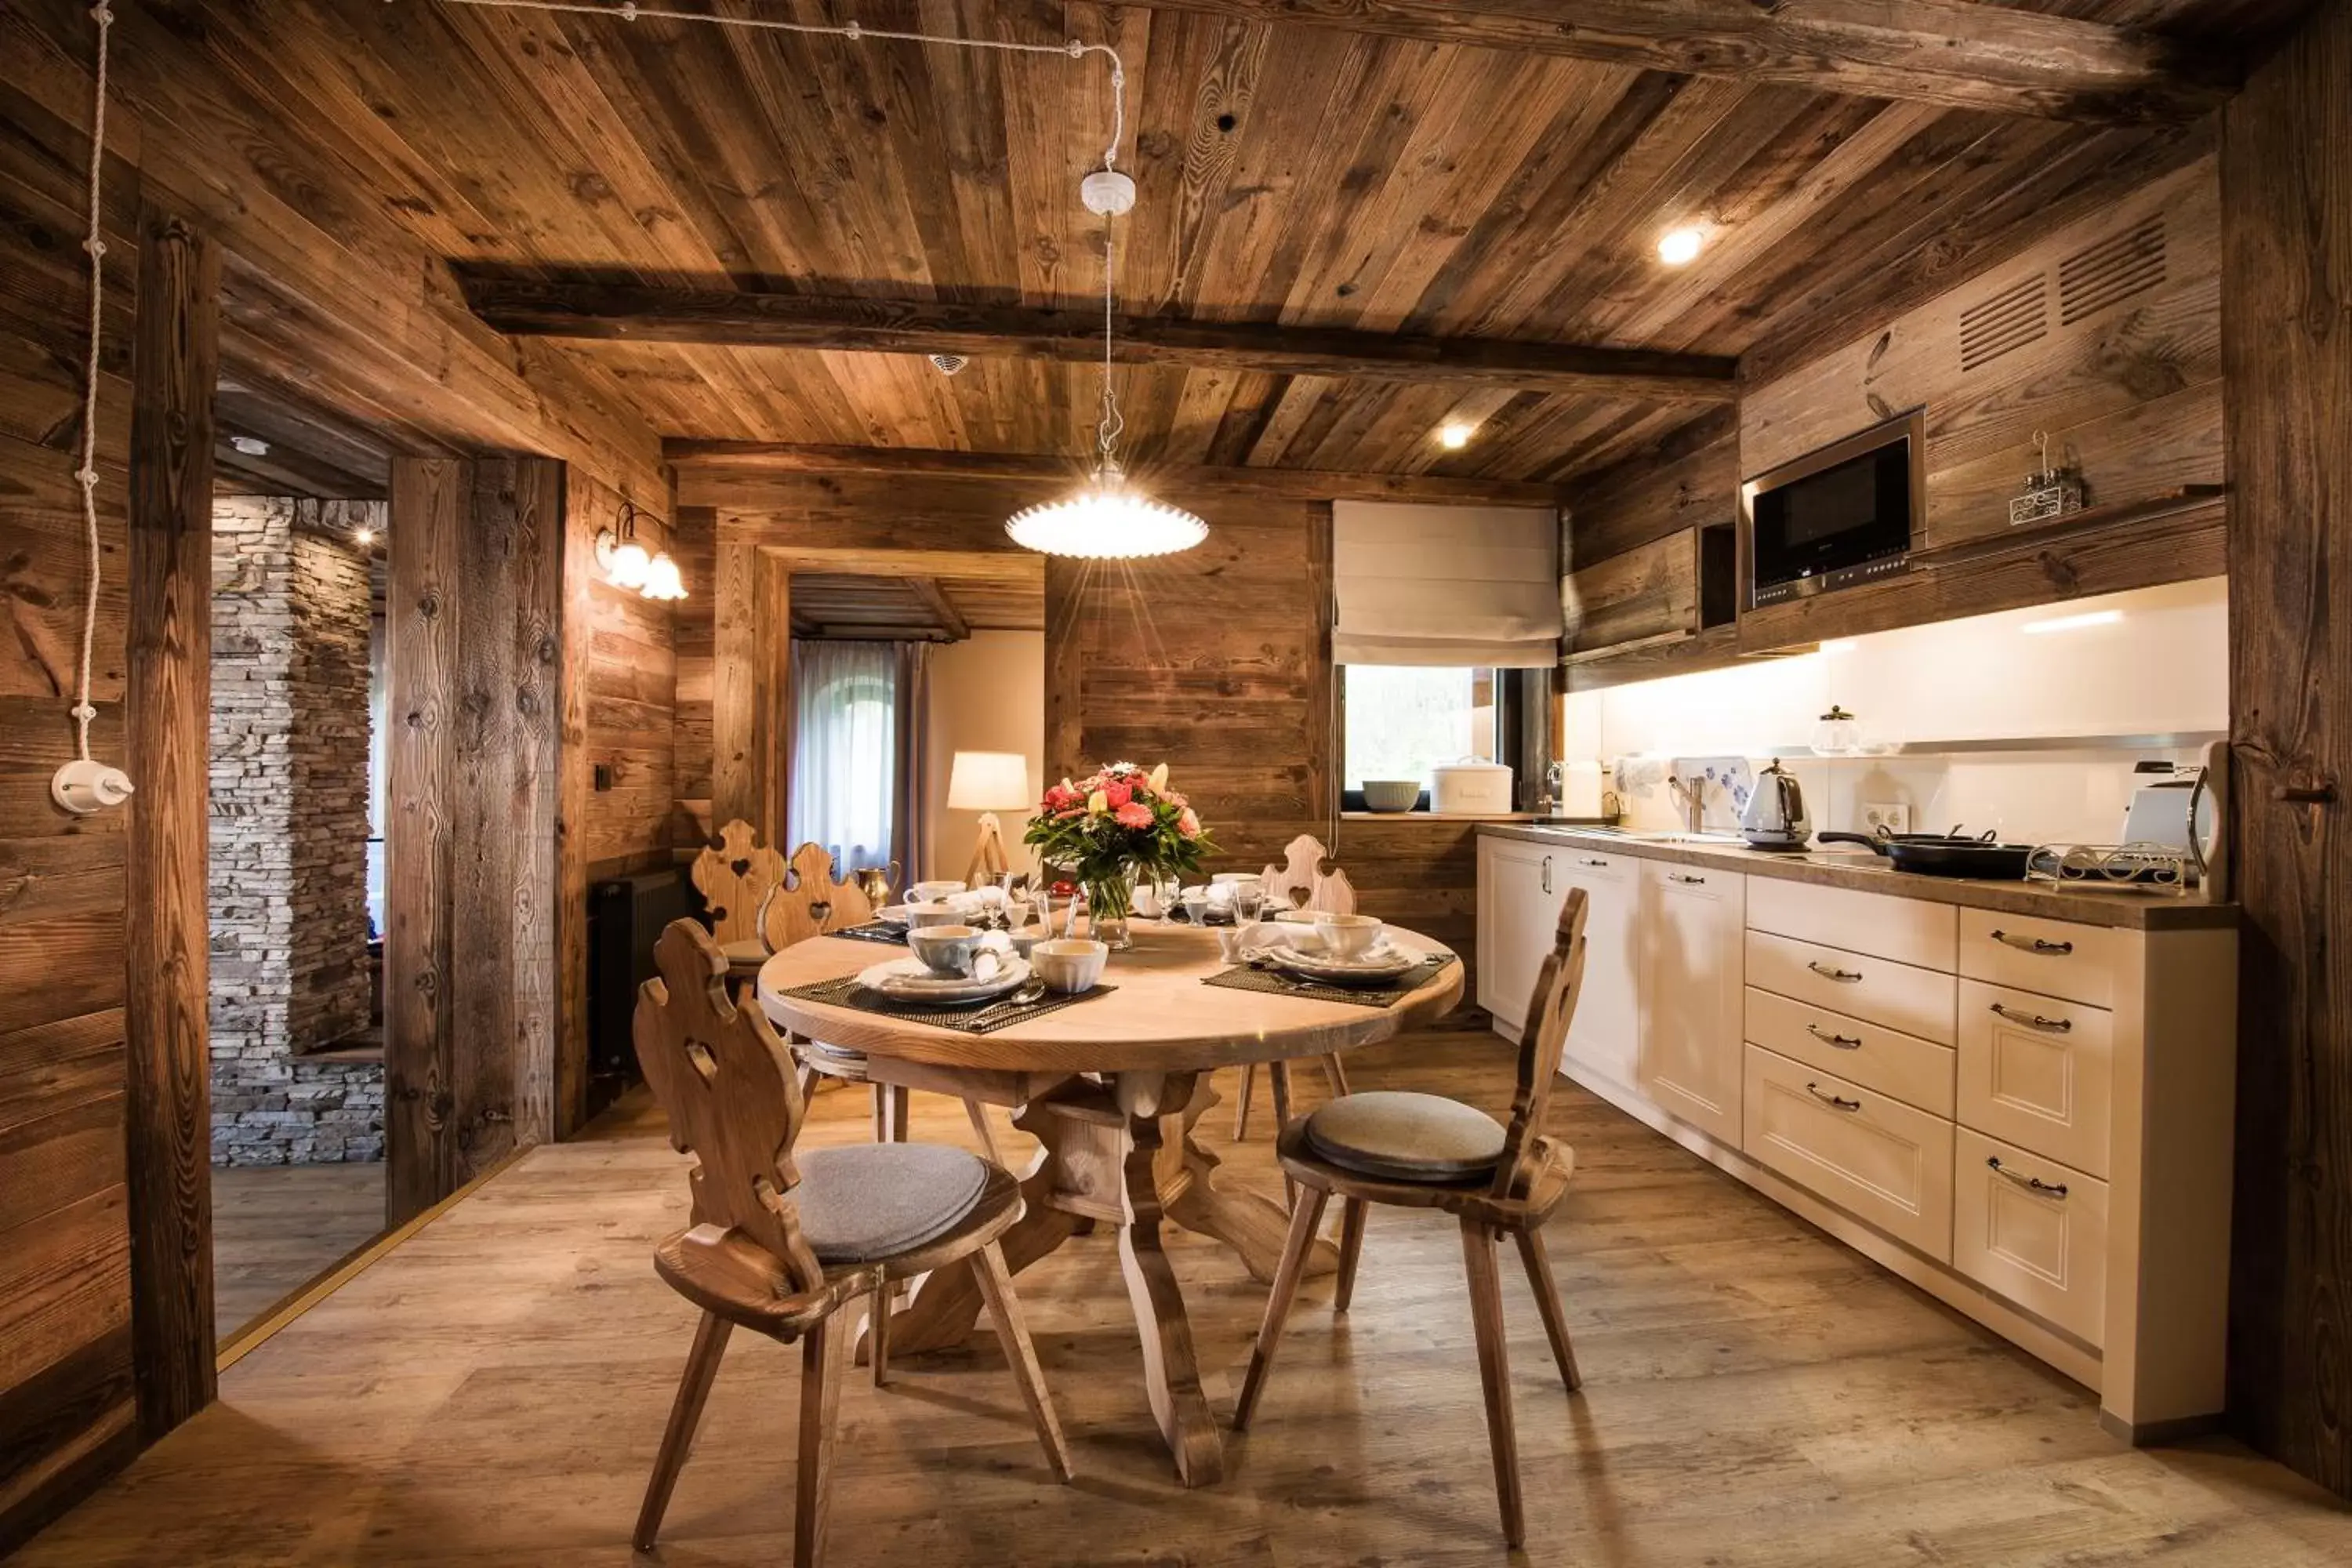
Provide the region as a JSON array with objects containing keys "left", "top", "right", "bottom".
[
  {"left": 689, "top": 819, "right": 787, "bottom": 946},
  {"left": 632, "top": 920, "right": 825, "bottom": 1294},
  {"left": 759, "top": 840, "right": 878, "bottom": 953},
  {"left": 1489, "top": 888, "right": 1589, "bottom": 1203},
  {"left": 1260, "top": 833, "right": 1359, "bottom": 915}
]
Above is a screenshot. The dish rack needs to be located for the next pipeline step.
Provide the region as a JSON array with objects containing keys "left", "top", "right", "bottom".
[{"left": 2024, "top": 842, "right": 2195, "bottom": 894}]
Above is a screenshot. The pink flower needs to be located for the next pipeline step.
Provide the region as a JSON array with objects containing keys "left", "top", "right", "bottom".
[
  {"left": 1163, "top": 790, "right": 1189, "bottom": 810},
  {"left": 1114, "top": 801, "right": 1155, "bottom": 830},
  {"left": 1178, "top": 808, "right": 1202, "bottom": 838},
  {"left": 1103, "top": 779, "right": 1134, "bottom": 810},
  {"left": 1042, "top": 783, "right": 1076, "bottom": 811}
]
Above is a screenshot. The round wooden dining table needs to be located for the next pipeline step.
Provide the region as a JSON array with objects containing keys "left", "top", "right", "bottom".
[{"left": 756, "top": 920, "right": 1463, "bottom": 1486}]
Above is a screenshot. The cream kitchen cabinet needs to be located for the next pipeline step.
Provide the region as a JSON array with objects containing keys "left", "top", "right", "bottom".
[
  {"left": 1635, "top": 860, "right": 1746, "bottom": 1144},
  {"left": 1475, "top": 837, "right": 1639, "bottom": 1087},
  {"left": 1475, "top": 836, "right": 1557, "bottom": 1031}
]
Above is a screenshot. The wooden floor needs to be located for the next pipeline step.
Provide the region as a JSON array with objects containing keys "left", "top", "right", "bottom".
[
  {"left": 209, "top": 1162, "right": 386, "bottom": 1344},
  {"left": 24, "top": 1032, "right": 2352, "bottom": 1566}
]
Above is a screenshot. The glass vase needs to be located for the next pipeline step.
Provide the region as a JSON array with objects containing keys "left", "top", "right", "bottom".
[{"left": 1083, "top": 869, "right": 1137, "bottom": 950}]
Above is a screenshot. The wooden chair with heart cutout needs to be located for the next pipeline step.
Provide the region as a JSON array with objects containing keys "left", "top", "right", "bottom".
[{"left": 629, "top": 920, "right": 1069, "bottom": 1567}]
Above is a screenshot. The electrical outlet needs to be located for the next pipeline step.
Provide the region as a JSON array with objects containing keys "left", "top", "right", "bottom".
[{"left": 1862, "top": 801, "right": 1911, "bottom": 836}]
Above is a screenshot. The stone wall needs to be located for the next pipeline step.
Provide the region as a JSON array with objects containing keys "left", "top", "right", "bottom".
[{"left": 209, "top": 496, "right": 385, "bottom": 1165}]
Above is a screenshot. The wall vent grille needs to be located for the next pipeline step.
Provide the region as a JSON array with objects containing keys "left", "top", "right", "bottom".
[
  {"left": 1958, "top": 273, "right": 2049, "bottom": 372},
  {"left": 2060, "top": 216, "right": 2165, "bottom": 325}
]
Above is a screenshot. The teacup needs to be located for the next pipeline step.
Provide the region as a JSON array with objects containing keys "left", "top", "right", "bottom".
[
  {"left": 1007, "top": 923, "right": 1054, "bottom": 960},
  {"left": 909, "top": 880, "right": 967, "bottom": 904},
  {"left": 1315, "top": 912, "right": 1384, "bottom": 958},
  {"left": 901, "top": 900, "right": 960, "bottom": 932},
  {"left": 907, "top": 924, "right": 989, "bottom": 976},
  {"left": 1032, "top": 938, "right": 1108, "bottom": 994}
]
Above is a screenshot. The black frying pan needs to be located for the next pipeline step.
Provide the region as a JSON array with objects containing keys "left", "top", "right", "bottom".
[{"left": 1817, "top": 827, "right": 2034, "bottom": 880}]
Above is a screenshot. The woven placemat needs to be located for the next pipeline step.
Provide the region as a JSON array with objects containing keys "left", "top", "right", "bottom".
[
  {"left": 828, "top": 922, "right": 909, "bottom": 946},
  {"left": 777, "top": 972, "right": 1117, "bottom": 1034},
  {"left": 1204, "top": 952, "right": 1458, "bottom": 1008}
]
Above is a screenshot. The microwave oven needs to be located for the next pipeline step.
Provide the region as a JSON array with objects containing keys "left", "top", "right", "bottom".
[{"left": 1743, "top": 408, "right": 1926, "bottom": 607}]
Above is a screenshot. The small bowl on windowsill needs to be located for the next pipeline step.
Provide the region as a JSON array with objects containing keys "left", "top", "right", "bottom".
[{"left": 1361, "top": 780, "right": 1421, "bottom": 814}]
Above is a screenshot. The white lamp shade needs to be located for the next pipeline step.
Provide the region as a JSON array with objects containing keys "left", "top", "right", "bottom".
[{"left": 947, "top": 750, "right": 1032, "bottom": 811}]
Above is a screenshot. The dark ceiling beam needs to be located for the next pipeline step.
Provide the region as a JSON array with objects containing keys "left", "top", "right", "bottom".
[
  {"left": 903, "top": 578, "right": 971, "bottom": 641},
  {"left": 668, "top": 440, "right": 1567, "bottom": 506},
  {"left": 460, "top": 277, "right": 1740, "bottom": 405},
  {"left": 1127, "top": 0, "right": 2234, "bottom": 122}
]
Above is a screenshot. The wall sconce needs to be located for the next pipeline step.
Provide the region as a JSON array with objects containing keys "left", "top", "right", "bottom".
[{"left": 596, "top": 500, "right": 688, "bottom": 601}]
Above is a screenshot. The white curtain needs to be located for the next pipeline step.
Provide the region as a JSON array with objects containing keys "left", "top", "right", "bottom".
[
  {"left": 789, "top": 641, "right": 898, "bottom": 875},
  {"left": 1333, "top": 500, "right": 1563, "bottom": 666}
]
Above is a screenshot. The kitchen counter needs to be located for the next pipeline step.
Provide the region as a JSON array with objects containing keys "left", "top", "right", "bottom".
[{"left": 1476, "top": 823, "right": 2237, "bottom": 931}]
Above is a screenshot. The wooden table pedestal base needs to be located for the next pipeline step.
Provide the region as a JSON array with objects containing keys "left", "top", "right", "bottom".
[{"left": 867, "top": 1068, "right": 1335, "bottom": 1486}]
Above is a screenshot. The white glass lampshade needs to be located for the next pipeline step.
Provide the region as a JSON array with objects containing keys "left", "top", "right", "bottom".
[
  {"left": 947, "top": 750, "right": 1032, "bottom": 811},
  {"left": 1005, "top": 465, "right": 1207, "bottom": 559},
  {"left": 607, "top": 539, "right": 652, "bottom": 590},
  {"left": 640, "top": 551, "right": 688, "bottom": 601}
]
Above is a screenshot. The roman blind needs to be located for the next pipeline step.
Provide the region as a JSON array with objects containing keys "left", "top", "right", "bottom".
[{"left": 1332, "top": 501, "right": 1563, "bottom": 667}]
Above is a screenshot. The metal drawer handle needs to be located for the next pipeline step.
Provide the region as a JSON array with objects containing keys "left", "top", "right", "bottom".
[
  {"left": 1579, "top": 857, "right": 1611, "bottom": 867},
  {"left": 1668, "top": 872, "right": 1707, "bottom": 884},
  {"left": 1806, "top": 1083, "right": 1861, "bottom": 1112},
  {"left": 1987, "top": 1156, "right": 2069, "bottom": 1199},
  {"left": 1989, "top": 1002, "right": 2073, "bottom": 1033},
  {"left": 1541, "top": 856, "right": 1552, "bottom": 895},
  {"left": 1806, "top": 1023, "right": 1864, "bottom": 1049},
  {"left": 1807, "top": 960, "right": 1864, "bottom": 982},
  {"left": 1989, "top": 929, "right": 2074, "bottom": 956}
]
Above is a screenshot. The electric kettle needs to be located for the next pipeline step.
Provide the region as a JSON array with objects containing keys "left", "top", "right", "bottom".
[{"left": 1740, "top": 758, "right": 1812, "bottom": 850}]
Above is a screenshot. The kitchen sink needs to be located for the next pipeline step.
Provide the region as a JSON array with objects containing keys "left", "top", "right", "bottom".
[{"left": 1536, "top": 823, "right": 1748, "bottom": 844}]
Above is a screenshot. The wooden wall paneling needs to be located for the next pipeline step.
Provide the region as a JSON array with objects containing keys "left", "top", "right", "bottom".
[
  {"left": 751, "top": 549, "right": 791, "bottom": 853},
  {"left": 1563, "top": 529, "right": 1698, "bottom": 658},
  {"left": 0, "top": 6, "right": 143, "bottom": 1549},
  {"left": 1044, "top": 556, "right": 1085, "bottom": 787},
  {"left": 2221, "top": 0, "right": 2352, "bottom": 1499},
  {"left": 1563, "top": 408, "right": 1740, "bottom": 566},
  {"left": 386, "top": 458, "right": 463, "bottom": 1224},
  {"left": 670, "top": 505, "right": 716, "bottom": 856},
  {"left": 710, "top": 528, "right": 759, "bottom": 843},
  {"left": 1331, "top": 816, "right": 1483, "bottom": 1013},
  {"left": 121, "top": 206, "right": 217, "bottom": 1445}
]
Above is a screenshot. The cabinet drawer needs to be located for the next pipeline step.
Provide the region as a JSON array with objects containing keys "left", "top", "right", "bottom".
[
  {"left": 1745, "top": 930, "right": 1958, "bottom": 1045},
  {"left": 1958, "top": 909, "right": 2125, "bottom": 1009},
  {"left": 1745, "top": 986, "right": 1955, "bottom": 1119},
  {"left": 1748, "top": 879, "right": 1956, "bottom": 972},
  {"left": 1555, "top": 846, "right": 1636, "bottom": 884},
  {"left": 1957, "top": 980, "right": 2114, "bottom": 1178},
  {"left": 1953, "top": 1127, "right": 2108, "bottom": 1346},
  {"left": 1743, "top": 1045, "right": 1955, "bottom": 1261}
]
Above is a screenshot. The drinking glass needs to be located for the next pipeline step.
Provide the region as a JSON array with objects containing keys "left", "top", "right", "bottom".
[{"left": 1229, "top": 878, "right": 1266, "bottom": 926}]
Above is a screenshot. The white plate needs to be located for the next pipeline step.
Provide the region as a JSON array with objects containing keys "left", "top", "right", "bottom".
[
  {"left": 856, "top": 956, "right": 1030, "bottom": 1004},
  {"left": 873, "top": 906, "right": 913, "bottom": 926},
  {"left": 1265, "top": 945, "right": 1420, "bottom": 985}
]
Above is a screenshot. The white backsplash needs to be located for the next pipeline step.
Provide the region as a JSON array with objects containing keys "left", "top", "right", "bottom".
[{"left": 1568, "top": 577, "right": 2227, "bottom": 847}]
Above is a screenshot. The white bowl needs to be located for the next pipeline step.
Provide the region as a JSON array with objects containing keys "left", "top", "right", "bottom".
[
  {"left": 909, "top": 880, "right": 967, "bottom": 903},
  {"left": 906, "top": 924, "right": 987, "bottom": 975},
  {"left": 1316, "top": 912, "right": 1384, "bottom": 957},
  {"left": 902, "top": 901, "right": 958, "bottom": 930},
  {"left": 1032, "top": 938, "right": 1109, "bottom": 994}
]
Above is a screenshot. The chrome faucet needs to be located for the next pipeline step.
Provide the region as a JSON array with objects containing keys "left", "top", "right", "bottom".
[{"left": 1668, "top": 773, "right": 1705, "bottom": 833}]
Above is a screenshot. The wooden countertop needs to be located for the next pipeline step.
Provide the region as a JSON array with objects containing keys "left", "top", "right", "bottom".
[{"left": 1476, "top": 824, "right": 2238, "bottom": 931}]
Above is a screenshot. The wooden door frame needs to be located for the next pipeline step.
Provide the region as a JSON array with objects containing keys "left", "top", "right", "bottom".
[{"left": 122, "top": 205, "right": 220, "bottom": 1442}]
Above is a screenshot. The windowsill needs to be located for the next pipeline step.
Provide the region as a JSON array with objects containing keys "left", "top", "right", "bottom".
[{"left": 1340, "top": 810, "right": 1539, "bottom": 822}]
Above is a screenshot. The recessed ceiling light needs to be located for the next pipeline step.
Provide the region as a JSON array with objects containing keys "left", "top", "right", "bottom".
[
  {"left": 227, "top": 434, "right": 270, "bottom": 456},
  {"left": 1437, "top": 421, "right": 1475, "bottom": 450},
  {"left": 2021, "top": 608, "right": 2123, "bottom": 635},
  {"left": 1657, "top": 225, "right": 1707, "bottom": 267}
]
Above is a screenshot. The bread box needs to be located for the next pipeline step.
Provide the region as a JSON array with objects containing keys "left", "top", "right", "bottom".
[{"left": 1430, "top": 760, "right": 1515, "bottom": 815}]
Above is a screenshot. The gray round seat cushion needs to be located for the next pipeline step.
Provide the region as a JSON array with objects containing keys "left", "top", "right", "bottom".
[
  {"left": 1303, "top": 1091, "right": 1507, "bottom": 1183},
  {"left": 793, "top": 1142, "right": 991, "bottom": 1263}
]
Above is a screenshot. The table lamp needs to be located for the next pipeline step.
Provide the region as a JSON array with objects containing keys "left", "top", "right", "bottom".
[{"left": 947, "top": 750, "right": 1032, "bottom": 887}]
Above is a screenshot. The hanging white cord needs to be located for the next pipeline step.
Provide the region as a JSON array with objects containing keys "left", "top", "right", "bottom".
[
  {"left": 71, "top": 0, "right": 114, "bottom": 764},
  {"left": 434, "top": 0, "right": 1134, "bottom": 470},
  {"left": 436, "top": 0, "right": 1127, "bottom": 174}
]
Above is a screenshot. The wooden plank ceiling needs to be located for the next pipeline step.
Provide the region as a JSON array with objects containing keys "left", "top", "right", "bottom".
[
  {"left": 789, "top": 571, "right": 1044, "bottom": 641},
  {"left": 181, "top": 0, "right": 2298, "bottom": 486}
]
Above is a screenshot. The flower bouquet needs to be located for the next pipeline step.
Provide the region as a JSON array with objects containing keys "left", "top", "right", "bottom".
[{"left": 1024, "top": 761, "right": 1215, "bottom": 949}]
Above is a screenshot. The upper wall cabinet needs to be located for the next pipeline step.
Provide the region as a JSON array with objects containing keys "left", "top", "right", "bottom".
[{"left": 1742, "top": 157, "right": 2221, "bottom": 559}]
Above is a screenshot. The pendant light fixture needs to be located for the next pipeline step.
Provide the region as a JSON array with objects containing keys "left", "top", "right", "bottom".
[{"left": 1004, "top": 170, "right": 1209, "bottom": 560}]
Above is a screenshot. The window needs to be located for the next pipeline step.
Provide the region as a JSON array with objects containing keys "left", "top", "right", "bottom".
[
  {"left": 1342, "top": 666, "right": 1502, "bottom": 805},
  {"left": 789, "top": 641, "right": 899, "bottom": 871}
]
